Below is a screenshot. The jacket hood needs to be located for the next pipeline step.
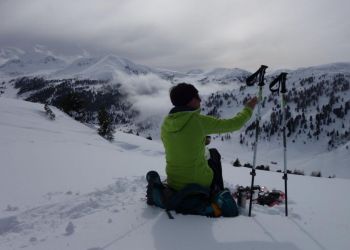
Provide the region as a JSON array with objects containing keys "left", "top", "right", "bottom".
[{"left": 162, "top": 108, "right": 200, "bottom": 133}]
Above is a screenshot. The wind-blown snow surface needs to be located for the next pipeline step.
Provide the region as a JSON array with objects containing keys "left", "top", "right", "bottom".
[{"left": 1, "top": 98, "right": 350, "bottom": 250}]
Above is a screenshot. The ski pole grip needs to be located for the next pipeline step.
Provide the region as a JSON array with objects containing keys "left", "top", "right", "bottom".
[
  {"left": 269, "top": 77, "right": 280, "bottom": 93},
  {"left": 246, "top": 65, "right": 268, "bottom": 86},
  {"left": 246, "top": 71, "right": 259, "bottom": 86},
  {"left": 280, "top": 73, "right": 288, "bottom": 93},
  {"left": 257, "top": 65, "right": 268, "bottom": 87},
  {"left": 269, "top": 72, "right": 288, "bottom": 93}
]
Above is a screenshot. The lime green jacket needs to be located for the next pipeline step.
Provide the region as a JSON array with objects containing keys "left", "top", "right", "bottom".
[{"left": 161, "top": 106, "right": 253, "bottom": 191}]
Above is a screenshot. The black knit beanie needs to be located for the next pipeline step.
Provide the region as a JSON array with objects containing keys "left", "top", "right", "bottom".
[{"left": 170, "top": 83, "right": 199, "bottom": 107}]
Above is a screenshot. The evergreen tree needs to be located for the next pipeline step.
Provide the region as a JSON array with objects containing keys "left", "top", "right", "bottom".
[
  {"left": 58, "top": 92, "right": 85, "bottom": 121},
  {"left": 239, "top": 134, "right": 244, "bottom": 144},
  {"left": 98, "top": 108, "right": 115, "bottom": 141},
  {"left": 44, "top": 104, "right": 55, "bottom": 120},
  {"left": 233, "top": 158, "right": 242, "bottom": 167},
  {"left": 311, "top": 171, "right": 322, "bottom": 177}
]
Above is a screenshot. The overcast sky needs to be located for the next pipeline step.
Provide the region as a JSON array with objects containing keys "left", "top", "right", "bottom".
[{"left": 0, "top": 0, "right": 349, "bottom": 71}]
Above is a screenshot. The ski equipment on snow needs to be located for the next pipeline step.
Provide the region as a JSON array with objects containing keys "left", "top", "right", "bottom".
[
  {"left": 233, "top": 185, "right": 286, "bottom": 208},
  {"left": 269, "top": 72, "right": 289, "bottom": 216},
  {"left": 245, "top": 65, "right": 268, "bottom": 217}
]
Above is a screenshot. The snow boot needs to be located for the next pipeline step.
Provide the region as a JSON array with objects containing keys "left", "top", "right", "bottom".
[{"left": 146, "top": 171, "right": 165, "bottom": 208}]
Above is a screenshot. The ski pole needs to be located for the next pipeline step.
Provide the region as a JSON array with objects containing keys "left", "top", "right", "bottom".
[
  {"left": 269, "top": 72, "right": 288, "bottom": 216},
  {"left": 246, "top": 65, "right": 268, "bottom": 217}
]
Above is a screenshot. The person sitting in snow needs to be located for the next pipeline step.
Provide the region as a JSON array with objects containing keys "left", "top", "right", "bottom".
[{"left": 161, "top": 83, "right": 257, "bottom": 194}]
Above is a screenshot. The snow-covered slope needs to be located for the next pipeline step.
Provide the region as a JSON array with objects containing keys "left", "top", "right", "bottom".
[
  {"left": 198, "top": 63, "right": 350, "bottom": 178},
  {"left": 1, "top": 97, "right": 350, "bottom": 250},
  {"left": 0, "top": 98, "right": 162, "bottom": 208},
  {"left": 293, "top": 62, "right": 350, "bottom": 75}
]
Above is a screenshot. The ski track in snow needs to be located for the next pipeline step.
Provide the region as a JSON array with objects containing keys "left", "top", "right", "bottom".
[
  {"left": 0, "top": 176, "right": 150, "bottom": 249},
  {"left": 0, "top": 176, "right": 306, "bottom": 250},
  {"left": 113, "top": 139, "right": 165, "bottom": 156},
  {"left": 0, "top": 174, "right": 305, "bottom": 250}
]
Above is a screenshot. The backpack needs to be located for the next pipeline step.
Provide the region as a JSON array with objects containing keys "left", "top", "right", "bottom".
[{"left": 146, "top": 171, "right": 239, "bottom": 218}]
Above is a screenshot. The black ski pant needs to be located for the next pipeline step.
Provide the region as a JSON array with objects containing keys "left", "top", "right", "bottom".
[{"left": 207, "top": 148, "right": 224, "bottom": 194}]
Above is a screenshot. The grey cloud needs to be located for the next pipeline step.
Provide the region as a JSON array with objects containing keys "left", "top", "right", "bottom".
[{"left": 0, "top": 0, "right": 349, "bottom": 71}]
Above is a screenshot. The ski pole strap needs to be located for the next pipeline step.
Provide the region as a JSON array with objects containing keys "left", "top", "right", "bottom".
[
  {"left": 246, "top": 65, "right": 268, "bottom": 86},
  {"left": 269, "top": 72, "right": 288, "bottom": 94}
]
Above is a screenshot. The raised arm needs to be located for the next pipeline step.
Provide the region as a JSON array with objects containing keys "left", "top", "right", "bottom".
[{"left": 199, "top": 106, "right": 253, "bottom": 135}]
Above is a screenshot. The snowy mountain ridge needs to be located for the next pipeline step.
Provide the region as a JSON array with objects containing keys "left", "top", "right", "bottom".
[
  {"left": 0, "top": 46, "right": 250, "bottom": 81},
  {"left": 52, "top": 54, "right": 154, "bottom": 81},
  {"left": 0, "top": 46, "right": 349, "bottom": 179},
  {"left": 1, "top": 46, "right": 350, "bottom": 80}
]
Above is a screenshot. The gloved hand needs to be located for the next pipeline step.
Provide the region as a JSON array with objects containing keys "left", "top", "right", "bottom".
[{"left": 245, "top": 96, "right": 258, "bottom": 110}]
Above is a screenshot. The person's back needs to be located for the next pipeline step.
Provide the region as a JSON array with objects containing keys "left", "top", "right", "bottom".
[
  {"left": 162, "top": 107, "right": 213, "bottom": 191},
  {"left": 161, "top": 83, "right": 257, "bottom": 192}
]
